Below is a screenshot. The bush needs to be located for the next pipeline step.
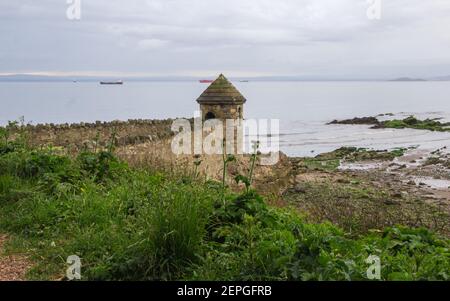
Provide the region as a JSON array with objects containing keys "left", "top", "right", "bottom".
[
  {"left": 77, "top": 151, "right": 127, "bottom": 182},
  {"left": 0, "top": 175, "right": 21, "bottom": 203}
]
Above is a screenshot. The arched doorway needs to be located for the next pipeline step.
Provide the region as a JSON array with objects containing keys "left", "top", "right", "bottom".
[{"left": 205, "top": 112, "right": 216, "bottom": 120}]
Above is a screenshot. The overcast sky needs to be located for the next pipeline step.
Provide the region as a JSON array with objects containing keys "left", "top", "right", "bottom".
[{"left": 1, "top": 0, "right": 450, "bottom": 79}]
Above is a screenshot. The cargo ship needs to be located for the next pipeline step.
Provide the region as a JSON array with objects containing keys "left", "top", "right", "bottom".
[
  {"left": 199, "top": 79, "right": 213, "bottom": 83},
  {"left": 100, "top": 80, "right": 123, "bottom": 85}
]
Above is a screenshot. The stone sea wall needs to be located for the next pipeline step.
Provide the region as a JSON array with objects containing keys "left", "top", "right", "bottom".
[{"left": 18, "top": 119, "right": 177, "bottom": 149}]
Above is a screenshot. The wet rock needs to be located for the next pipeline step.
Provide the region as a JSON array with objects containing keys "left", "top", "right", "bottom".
[
  {"left": 336, "top": 178, "right": 350, "bottom": 184},
  {"left": 383, "top": 199, "right": 398, "bottom": 205},
  {"left": 392, "top": 192, "right": 403, "bottom": 198}
]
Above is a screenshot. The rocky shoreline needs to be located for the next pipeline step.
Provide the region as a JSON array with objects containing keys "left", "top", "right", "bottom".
[
  {"left": 286, "top": 146, "right": 450, "bottom": 236},
  {"left": 288, "top": 146, "right": 450, "bottom": 199},
  {"left": 329, "top": 115, "right": 450, "bottom": 132}
]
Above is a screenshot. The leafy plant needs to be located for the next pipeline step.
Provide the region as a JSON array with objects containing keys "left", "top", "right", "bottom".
[
  {"left": 220, "top": 139, "right": 236, "bottom": 202},
  {"left": 235, "top": 140, "right": 260, "bottom": 193}
]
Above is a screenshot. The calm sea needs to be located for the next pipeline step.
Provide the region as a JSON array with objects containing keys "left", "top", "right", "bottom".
[{"left": 1, "top": 81, "right": 450, "bottom": 156}]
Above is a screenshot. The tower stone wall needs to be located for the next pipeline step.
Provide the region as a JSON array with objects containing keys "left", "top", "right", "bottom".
[{"left": 200, "top": 104, "right": 243, "bottom": 121}]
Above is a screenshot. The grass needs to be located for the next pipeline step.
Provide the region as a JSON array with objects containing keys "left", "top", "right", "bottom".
[
  {"left": 0, "top": 148, "right": 219, "bottom": 280},
  {"left": 0, "top": 129, "right": 450, "bottom": 281}
]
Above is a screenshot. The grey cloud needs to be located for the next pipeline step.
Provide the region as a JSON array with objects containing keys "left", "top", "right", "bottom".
[{"left": 1, "top": 0, "right": 450, "bottom": 78}]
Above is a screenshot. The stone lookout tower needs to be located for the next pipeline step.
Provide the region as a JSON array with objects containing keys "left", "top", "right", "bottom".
[{"left": 196, "top": 74, "right": 246, "bottom": 121}]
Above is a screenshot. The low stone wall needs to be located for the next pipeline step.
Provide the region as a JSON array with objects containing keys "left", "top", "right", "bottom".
[{"left": 16, "top": 119, "right": 177, "bottom": 149}]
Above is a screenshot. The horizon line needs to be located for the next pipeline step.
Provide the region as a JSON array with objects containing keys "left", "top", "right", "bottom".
[{"left": 1, "top": 72, "right": 446, "bottom": 82}]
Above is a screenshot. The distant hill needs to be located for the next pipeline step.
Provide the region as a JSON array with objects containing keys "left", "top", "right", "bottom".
[
  {"left": 389, "top": 77, "right": 427, "bottom": 82},
  {"left": 429, "top": 75, "right": 450, "bottom": 81},
  {"left": 0, "top": 74, "right": 199, "bottom": 82},
  {"left": 390, "top": 75, "right": 450, "bottom": 82},
  {"left": 0, "top": 74, "right": 74, "bottom": 82}
]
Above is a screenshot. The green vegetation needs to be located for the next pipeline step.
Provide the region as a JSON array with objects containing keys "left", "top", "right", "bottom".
[
  {"left": 0, "top": 128, "right": 449, "bottom": 281},
  {"left": 329, "top": 115, "right": 450, "bottom": 132},
  {"left": 298, "top": 147, "right": 407, "bottom": 172},
  {"left": 301, "top": 157, "right": 341, "bottom": 172},
  {"left": 316, "top": 147, "right": 406, "bottom": 162},
  {"left": 380, "top": 116, "right": 450, "bottom": 132}
]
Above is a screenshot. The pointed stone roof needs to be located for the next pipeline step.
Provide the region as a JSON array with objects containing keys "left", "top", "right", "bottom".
[{"left": 196, "top": 74, "right": 246, "bottom": 105}]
